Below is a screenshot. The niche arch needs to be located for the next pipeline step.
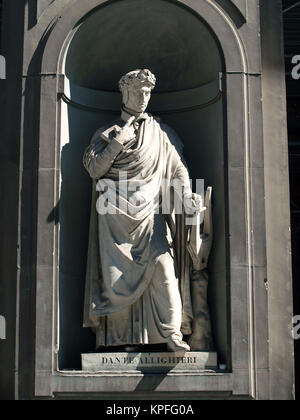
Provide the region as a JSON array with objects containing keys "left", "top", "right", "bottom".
[{"left": 35, "top": 0, "right": 255, "bottom": 398}]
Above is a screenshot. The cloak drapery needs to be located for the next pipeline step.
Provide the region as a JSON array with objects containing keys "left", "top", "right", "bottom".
[{"left": 83, "top": 114, "right": 193, "bottom": 341}]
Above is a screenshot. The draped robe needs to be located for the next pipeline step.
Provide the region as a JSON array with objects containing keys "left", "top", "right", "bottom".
[{"left": 83, "top": 112, "right": 193, "bottom": 347}]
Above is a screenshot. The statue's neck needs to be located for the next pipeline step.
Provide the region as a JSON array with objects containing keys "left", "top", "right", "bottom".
[{"left": 122, "top": 105, "right": 144, "bottom": 119}]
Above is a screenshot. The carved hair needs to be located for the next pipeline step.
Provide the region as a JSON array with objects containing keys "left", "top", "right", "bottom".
[{"left": 119, "top": 69, "right": 156, "bottom": 92}]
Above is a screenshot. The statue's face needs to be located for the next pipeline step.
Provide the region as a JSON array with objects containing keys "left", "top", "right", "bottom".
[{"left": 124, "top": 85, "right": 152, "bottom": 113}]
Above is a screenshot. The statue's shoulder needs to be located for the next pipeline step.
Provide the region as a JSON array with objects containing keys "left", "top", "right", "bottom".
[{"left": 156, "top": 120, "right": 184, "bottom": 155}]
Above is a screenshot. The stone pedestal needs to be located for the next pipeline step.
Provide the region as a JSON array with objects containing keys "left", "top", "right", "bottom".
[{"left": 81, "top": 352, "right": 218, "bottom": 373}]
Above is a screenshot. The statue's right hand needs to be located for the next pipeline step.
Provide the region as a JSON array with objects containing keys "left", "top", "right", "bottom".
[{"left": 114, "top": 116, "right": 136, "bottom": 145}]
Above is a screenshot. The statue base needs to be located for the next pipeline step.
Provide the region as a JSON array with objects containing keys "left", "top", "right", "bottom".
[{"left": 81, "top": 352, "right": 218, "bottom": 373}]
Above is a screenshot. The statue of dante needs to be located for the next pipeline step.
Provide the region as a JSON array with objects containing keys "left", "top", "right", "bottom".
[{"left": 83, "top": 69, "right": 213, "bottom": 355}]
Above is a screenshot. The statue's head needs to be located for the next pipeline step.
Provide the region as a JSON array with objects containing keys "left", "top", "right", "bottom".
[{"left": 119, "top": 69, "right": 156, "bottom": 114}]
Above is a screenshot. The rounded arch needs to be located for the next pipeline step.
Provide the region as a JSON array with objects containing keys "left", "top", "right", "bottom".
[
  {"left": 38, "top": 0, "right": 247, "bottom": 76},
  {"left": 64, "top": 0, "right": 223, "bottom": 92}
]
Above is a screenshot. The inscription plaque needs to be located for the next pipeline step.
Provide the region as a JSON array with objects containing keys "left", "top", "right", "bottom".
[{"left": 81, "top": 352, "right": 218, "bottom": 373}]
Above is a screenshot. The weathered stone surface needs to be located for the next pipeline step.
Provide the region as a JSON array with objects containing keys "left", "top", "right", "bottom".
[
  {"left": 231, "top": 0, "right": 247, "bottom": 19},
  {"left": 37, "top": 0, "right": 55, "bottom": 20},
  {"left": 82, "top": 352, "right": 218, "bottom": 373}
]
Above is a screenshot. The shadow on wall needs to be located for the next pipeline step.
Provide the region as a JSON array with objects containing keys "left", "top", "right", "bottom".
[{"left": 57, "top": 108, "right": 115, "bottom": 370}]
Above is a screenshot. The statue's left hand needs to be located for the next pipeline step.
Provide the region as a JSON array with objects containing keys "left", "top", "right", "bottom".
[{"left": 184, "top": 193, "right": 206, "bottom": 215}]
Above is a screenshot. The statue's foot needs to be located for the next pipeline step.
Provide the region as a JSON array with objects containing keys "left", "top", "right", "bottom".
[{"left": 167, "top": 339, "right": 190, "bottom": 356}]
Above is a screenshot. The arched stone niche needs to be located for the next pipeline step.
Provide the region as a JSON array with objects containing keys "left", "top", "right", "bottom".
[
  {"left": 35, "top": 0, "right": 261, "bottom": 398},
  {"left": 58, "top": 0, "right": 226, "bottom": 371},
  {"left": 64, "top": 0, "right": 222, "bottom": 91}
]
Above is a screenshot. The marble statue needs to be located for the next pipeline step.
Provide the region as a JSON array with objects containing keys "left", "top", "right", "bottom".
[{"left": 83, "top": 69, "right": 214, "bottom": 355}]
